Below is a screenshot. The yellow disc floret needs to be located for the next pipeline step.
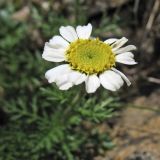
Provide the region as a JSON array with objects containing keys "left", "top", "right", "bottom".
[{"left": 65, "top": 38, "right": 115, "bottom": 75}]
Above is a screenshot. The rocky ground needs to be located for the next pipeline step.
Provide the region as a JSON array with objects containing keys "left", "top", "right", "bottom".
[{"left": 95, "top": 89, "right": 160, "bottom": 160}]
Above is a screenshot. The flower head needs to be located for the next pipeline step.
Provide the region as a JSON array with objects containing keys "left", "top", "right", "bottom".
[{"left": 42, "top": 23, "right": 137, "bottom": 93}]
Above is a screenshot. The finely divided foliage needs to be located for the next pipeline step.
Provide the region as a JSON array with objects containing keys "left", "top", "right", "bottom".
[
  {"left": 0, "top": 3, "right": 136, "bottom": 159},
  {"left": 43, "top": 24, "right": 137, "bottom": 93}
]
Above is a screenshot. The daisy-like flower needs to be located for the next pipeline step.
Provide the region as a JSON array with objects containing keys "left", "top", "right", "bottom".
[{"left": 42, "top": 23, "right": 137, "bottom": 93}]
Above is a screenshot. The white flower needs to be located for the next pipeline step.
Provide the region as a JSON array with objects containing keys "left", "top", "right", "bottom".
[{"left": 42, "top": 23, "right": 137, "bottom": 93}]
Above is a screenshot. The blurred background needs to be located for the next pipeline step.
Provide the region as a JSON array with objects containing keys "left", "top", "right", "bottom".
[{"left": 0, "top": 0, "right": 160, "bottom": 160}]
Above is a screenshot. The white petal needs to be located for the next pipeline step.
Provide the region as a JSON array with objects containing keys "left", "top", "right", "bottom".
[
  {"left": 100, "top": 76, "right": 116, "bottom": 91},
  {"left": 111, "top": 68, "right": 131, "bottom": 86},
  {"left": 76, "top": 23, "right": 92, "bottom": 39},
  {"left": 56, "top": 74, "right": 73, "bottom": 90},
  {"left": 68, "top": 71, "right": 87, "bottom": 85},
  {"left": 117, "top": 52, "right": 134, "bottom": 58},
  {"left": 112, "top": 37, "right": 128, "bottom": 51},
  {"left": 42, "top": 43, "right": 65, "bottom": 62},
  {"left": 114, "top": 45, "right": 136, "bottom": 54},
  {"left": 59, "top": 26, "right": 78, "bottom": 42},
  {"left": 59, "top": 82, "right": 73, "bottom": 90},
  {"left": 85, "top": 75, "right": 100, "bottom": 93},
  {"left": 45, "top": 64, "right": 70, "bottom": 83},
  {"left": 75, "top": 74, "right": 87, "bottom": 85},
  {"left": 104, "top": 38, "right": 118, "bottom": 45},
  {"left": 49, "top": 36, "right": 69, "bottom": 49},
  {"left": 116, "top": 52, "right": 137, "bottom": 65},
  {"left": 99, "top": 70, "right": 124, "bottom": 91},
  {"left": 116, "top": 58, "right": 137, "bottom": 65}
]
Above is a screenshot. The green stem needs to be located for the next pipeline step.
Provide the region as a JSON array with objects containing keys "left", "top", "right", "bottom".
[{"left": 63, "top": 90, "right": 81, "bottom": 116}]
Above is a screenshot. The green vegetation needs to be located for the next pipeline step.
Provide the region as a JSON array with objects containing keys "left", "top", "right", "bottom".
[{"left": 0, "top": 1, "right": 121, "bottom": 159}]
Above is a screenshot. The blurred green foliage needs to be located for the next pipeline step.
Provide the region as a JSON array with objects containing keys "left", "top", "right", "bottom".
[{"left": 0, "top": 1, "right": 121, "bottom": 160}]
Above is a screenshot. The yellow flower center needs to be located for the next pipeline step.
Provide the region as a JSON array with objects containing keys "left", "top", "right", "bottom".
[{"left": 65, "top": 39, "right": 115, "bottom": 75}]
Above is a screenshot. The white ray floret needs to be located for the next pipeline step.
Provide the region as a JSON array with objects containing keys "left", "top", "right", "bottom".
[
  {"left": 60, "top": 26, "right": 78, "bottom": 42},
  {"left": 49, "top": 35, "right": 69, "bottom": 49},
  {"left": 76, "top": 23, "right": 92, "bottom": 39},
  {"left": 85, "top": 75, "right": 100, "bottom": 93}
]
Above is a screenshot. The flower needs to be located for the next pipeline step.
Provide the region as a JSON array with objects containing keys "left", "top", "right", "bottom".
[{"left": 42, "top": 23, "right": 137, "bottom": 93}]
